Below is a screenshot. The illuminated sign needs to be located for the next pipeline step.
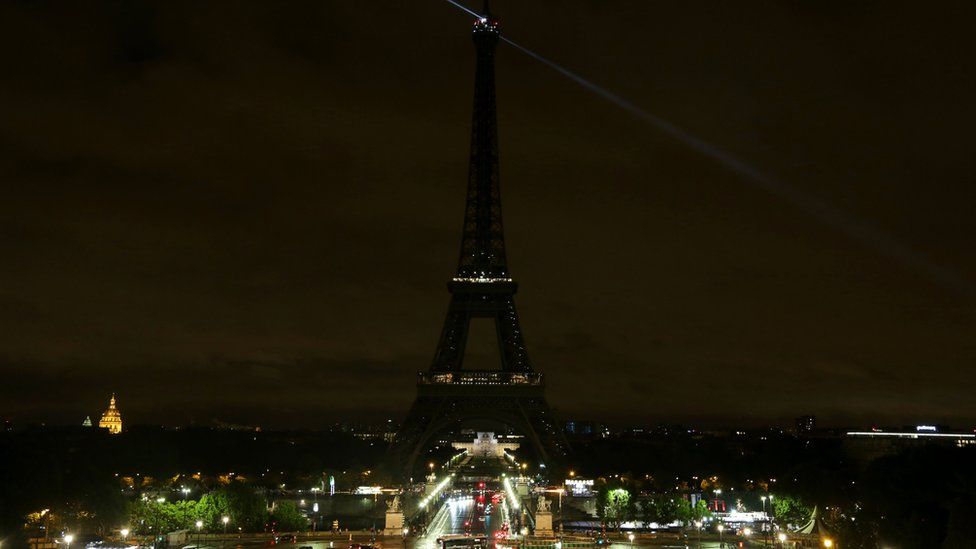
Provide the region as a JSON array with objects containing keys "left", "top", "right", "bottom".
[
  {"left": 916, "top": 425, "right": 937, "bottom": 432},
  {"left": 564, "top": 479, "right": 594, "bottom": 495},
  {"left": 355, "top": 486, "right": 382, "bottom": 495}
]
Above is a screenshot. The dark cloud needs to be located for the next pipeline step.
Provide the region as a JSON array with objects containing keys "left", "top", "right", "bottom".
[{"left": 1, "top": 1, "right": 974, "bottom": 428}]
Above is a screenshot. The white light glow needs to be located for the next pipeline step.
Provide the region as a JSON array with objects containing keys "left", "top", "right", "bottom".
[
  {"left": 503, "top": 476, "right": 520, "bottom": 509},
  {"left": 419, "top": 475, "right": 453, "bottom": 508},
  {"left": 847, "top": 431, "right": 974, "bottom": 439}
]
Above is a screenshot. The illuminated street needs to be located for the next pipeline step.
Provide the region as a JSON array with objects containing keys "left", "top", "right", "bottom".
[{"left": 416, "top": 492, "right": 512, "bottom": 546}]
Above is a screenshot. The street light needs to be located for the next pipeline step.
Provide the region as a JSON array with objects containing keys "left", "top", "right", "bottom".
[
  {"left": 717, "top": 524, "right": 724, "bottom": 548},
  {"left": 121, "top": 528, "right": 129, "bottom": 542},
  {"left": 777, "top": 532, "right": 788, "bottom": 546},
  {"left": 823, "top": 539, "right": 834, "bottom": 548},
  {"left": 153, "top": 497, "right": 165, "bottom": 546},
  {"left": 760, "top": 496, "right": 769, "bottom": 545},
  {"left": 743, "top": 527, "right": 752, "bottom": 537},
  {"left": 64, "top": 534, "right": 74, "bottom": 548},
  {"left": 627, "top": 533, "right": 634, "bottom": 546}
]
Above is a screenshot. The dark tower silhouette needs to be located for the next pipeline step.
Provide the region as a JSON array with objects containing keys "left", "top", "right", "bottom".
[{"left": 389, "top": 4, "right": 568, "bottom": 477}]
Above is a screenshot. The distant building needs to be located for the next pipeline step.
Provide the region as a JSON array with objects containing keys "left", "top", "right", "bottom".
[
  {"left": 82, "top": 416, "right": 93, "bottom": 427},
  {"left": 98, "top": 394, "right": 123, "bottom": 434},
  {"left": 844, "top": 428, "right": 976, "bottom": 463},
  {"left": 795, "top": 415, "right": 816, "bottom": 435},
  {"left": 564, "top": 420, "right": 597, "bottom": 436},
  {"left": 452, "top": 432, "right": 520, "bottom": 457},
  {"left": 563, "top": 419, "right": 609, "bottom": 437},
  {"left": 349, "top": 420, "right": 398, "bottom": 443}
]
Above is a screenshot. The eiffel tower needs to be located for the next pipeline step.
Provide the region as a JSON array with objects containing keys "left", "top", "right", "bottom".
[{"left": 388, "top": 2, "right": 568, "bottom": 478}]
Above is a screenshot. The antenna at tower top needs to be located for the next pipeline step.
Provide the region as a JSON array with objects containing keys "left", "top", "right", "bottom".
[{"left": 482, "top": 0, "right": 491, "bottom": 18}]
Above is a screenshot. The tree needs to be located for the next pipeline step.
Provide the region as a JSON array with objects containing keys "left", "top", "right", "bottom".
[
  {"left": 676, "top": 499, "right": 711, "bottom": 527},
  {"left": 270, "top": 501, "right": 308, "bottom": 532},
  {"left": 598, "top": 488, "right": 632, "bottom": 531},
  {"left": 640, "top": 494, "right": 679, "bottom": 526},
  {"left": 221, "top": 485, "right": 269, "bottom": 532},
  {"left": 127, "top": 499, "right": 197, "bottom": 534},
  {"left": 771, "top": 495, "right": 811, "bottom": 528}
]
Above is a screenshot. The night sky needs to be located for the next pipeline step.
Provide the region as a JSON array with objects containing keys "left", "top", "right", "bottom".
[{"left": 2, "top": 1, "right": 974, "bottom": 429}]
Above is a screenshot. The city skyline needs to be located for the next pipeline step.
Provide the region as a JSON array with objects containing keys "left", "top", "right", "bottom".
[{"left": 3, "top": 1, "right": 976, "bottom": 429}]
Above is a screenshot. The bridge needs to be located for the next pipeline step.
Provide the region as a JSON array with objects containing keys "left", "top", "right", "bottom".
[{"left": 402, "top": 432, "right": 551, "bottom": 545}]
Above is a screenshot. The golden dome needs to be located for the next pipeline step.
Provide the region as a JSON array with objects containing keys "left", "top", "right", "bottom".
[{"left": 98, "top": 393, "right": 123, "bottom": 434}]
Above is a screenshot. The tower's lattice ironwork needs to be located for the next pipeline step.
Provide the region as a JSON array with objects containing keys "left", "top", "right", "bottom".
[{"left": 389, "top": 3, "right": 568, "bottom": 478}]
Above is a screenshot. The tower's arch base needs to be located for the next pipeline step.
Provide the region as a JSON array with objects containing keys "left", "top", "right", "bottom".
[{"left": 387, "top": 382, "right": 569, "bottom": 480}]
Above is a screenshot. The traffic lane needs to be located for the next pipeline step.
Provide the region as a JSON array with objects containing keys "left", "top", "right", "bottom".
[{"left": 417, "top": 500, "right": 453, "bottom": 548}]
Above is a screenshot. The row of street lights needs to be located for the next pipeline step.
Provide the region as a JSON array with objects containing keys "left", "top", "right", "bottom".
[{"left": 60, "top": 516, "right": 230, "bottom": 548}]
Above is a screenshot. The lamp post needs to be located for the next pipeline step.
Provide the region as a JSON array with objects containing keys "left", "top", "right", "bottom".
[
  {"left": 558, "top": 489, "right": 564, "bottom": 532},
  {"left": 694, "top": 521, "right": 702, "bottom": 548},
  {"left": 181, "top": 487, "right": 192, "bottom": 529},
  {"left": 155, "top": 497, "right": 165, "bottom": 548},
  {"left": 777, "top": 532, "right": 787, "bottom": 547},
  {"left": 64, "top": 533, "right": 74, "bottom": 548},
  {"left": 221, "top": 516, "right": 230, "bottom": 548},
  {"left": 627, "top": 532, "right": 634, "bottom": 547},
  {"left": 311, "top": 487, "right": 321, "bottom": 531},
  {"left": 717, "top": 524, "right": 724, "bottom": 548},
  {"left": 121, "top": 528, "right": 129, "bottom": 544},
  {"left": 760, "top": 496, "right": 768, "bottom": 546},
  {"left": 196, "top": 520, "right": 203, "bottom": 547}
]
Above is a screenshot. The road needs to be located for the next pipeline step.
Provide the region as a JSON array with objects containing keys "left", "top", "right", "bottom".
[{"left": 415, "top": 491, "right": 512, "bottom": 549}]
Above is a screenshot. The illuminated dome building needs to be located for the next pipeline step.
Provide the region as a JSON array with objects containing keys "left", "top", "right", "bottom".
[{"left": 98, "top": 393, "right": 123, "bottom": 434}]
